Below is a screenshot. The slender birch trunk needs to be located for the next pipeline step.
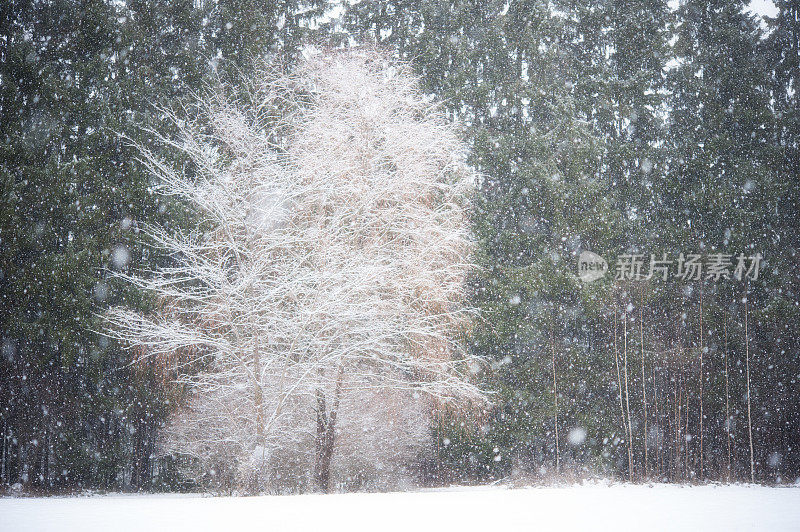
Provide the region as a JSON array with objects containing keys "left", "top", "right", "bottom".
[
  {"left": 675, "top": 368, "right": 680, "bottom": 481},
  {"left": 724, "top": 317, "right": 732, "bottom": 482},
  {"left": 614, "top": 307, "right": 632, "bottom": 480},
  {"left": 1, "top": 421, "right": 5, "bottom": 485},
  {"left": 639, "top": 303, "right": 648, "bottom": 478},
  {"left": 677, "top": 370, "right": 683, "bottom": 480},
  {"left": 653, "top": 364, "right": 660, "bottom": 478},
  {"left": 684, "top": 370, "right": 690, "bottom": 480},
  {"left": 745, "top": 292, "right": 755, "bottom": 483},
  {"left": 551, "top": 322, "right": 560, "bottom": 475},
  {"left": 623, "top": 313, "right": 634, "bottom": 479},
  {"left": 673, "top": 368, "right": 679, "bottom": 481},
  {"left": 698, "top": 288, "right": 704, "bottom": 480}
]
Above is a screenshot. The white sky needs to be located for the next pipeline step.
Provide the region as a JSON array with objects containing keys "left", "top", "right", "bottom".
[
  {"left": 747, "top": 0, "right": 779, "bottom": 19},
  {"left": 667, "top": 0, "right": 777, "bottom": 19}
]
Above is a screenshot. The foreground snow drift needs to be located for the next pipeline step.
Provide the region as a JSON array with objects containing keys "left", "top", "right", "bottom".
[{"left": 3, "top": 483, "right": 799, "bottom": 531}]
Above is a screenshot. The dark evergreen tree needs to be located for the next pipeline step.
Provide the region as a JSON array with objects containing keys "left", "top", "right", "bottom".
[
  {"left": 347, "top": 0, "right": 800, "bottom": 484},
  {"left": 346, "top": 0, "right": 632, "bottom": 481},
  {"left": 665, "top": 0, "right": 796, "bottom": 481},
  {"left": 0, "top": 0, "right": 325, "bottom": 492}
]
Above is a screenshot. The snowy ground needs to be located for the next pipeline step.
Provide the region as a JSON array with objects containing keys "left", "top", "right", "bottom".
[{"left": 2, "top": 483, "right": 799, "bottom": 531}]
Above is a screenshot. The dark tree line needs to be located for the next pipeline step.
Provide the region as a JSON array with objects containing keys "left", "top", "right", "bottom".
[
  {"left": 344, "top": 0, "right": 800, "bottom": 484},
  {"left": 0, "top": 0, "right": 326, "bottom": 492}
]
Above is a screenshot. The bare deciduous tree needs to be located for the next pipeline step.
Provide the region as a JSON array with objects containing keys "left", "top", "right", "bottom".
[{"left": 104, "top": 48, "right": 487, "bottom": 493}]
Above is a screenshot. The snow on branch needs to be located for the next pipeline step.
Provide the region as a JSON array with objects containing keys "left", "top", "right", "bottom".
[{"left": 105, "top": 47, "right": 486, "bottom": 492}]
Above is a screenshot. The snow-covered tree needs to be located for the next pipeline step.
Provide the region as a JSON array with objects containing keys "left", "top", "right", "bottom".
[{"left": 105, "top": 48, "right": 486, "bottom": 493}]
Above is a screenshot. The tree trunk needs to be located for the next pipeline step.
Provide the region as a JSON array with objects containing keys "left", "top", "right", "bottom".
[
  {"left": 698, "top": 287, "right": 704, "bottom": 480},
  {"left": 551, "top": 322, "right": 560, "bottom": 475},
  {"left": 314, "top": 367, "right": 344, "bottom": 493},
  {"left": 745, "top": 292, "right": 755, "bottom": 483},
  {"left": 684, "top": 369, "right": 690, "bottom": 480},
  {"left": 623, "top": 312, "right": 634, "bottom": 479},
  {"left": 676, "top": 370, "right": 682, "bottom": 481},
  {"left": 613, "top": 307, "right": 632, "bottom": 480},
  {"left": 1, "top": 420, "right": 6, "bottom": 485},
  {"left": 254, "top": 340, "right": 264, "bottom": 442},
  {"left": 313, "top": 389, "right": 334, "bottom": 493},
  {"left": 653, "top": 364, "right": 660, "bottom": 478},
  {"left": 672, "top": 372, "right": 681, "bottom": 480},
  {"left": 639, "top": 302, "right": 648, "bottom": 479},
  {"left": 724, "top": 317, "right": 732, "bottom": 482}
]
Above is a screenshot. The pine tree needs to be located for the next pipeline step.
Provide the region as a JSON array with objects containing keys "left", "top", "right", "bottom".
[
  {"left": 0, "top": 0, "right": 325, "bottom": 492},
  {"left": 667, "top": 0, "right": 788, "bottom": 481},
  {"left": 346, "top": 0, "right": 630, "bottom": 480}
]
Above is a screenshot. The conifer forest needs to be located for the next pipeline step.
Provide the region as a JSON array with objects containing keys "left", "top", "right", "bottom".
[{"left": 1, "top": 0, "right": 799, "bottom": 507}]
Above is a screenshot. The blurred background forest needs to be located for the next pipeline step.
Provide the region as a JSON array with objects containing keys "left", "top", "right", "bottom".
[{"left": 1, "top": 0, "right": 798, "bottom": 492}]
